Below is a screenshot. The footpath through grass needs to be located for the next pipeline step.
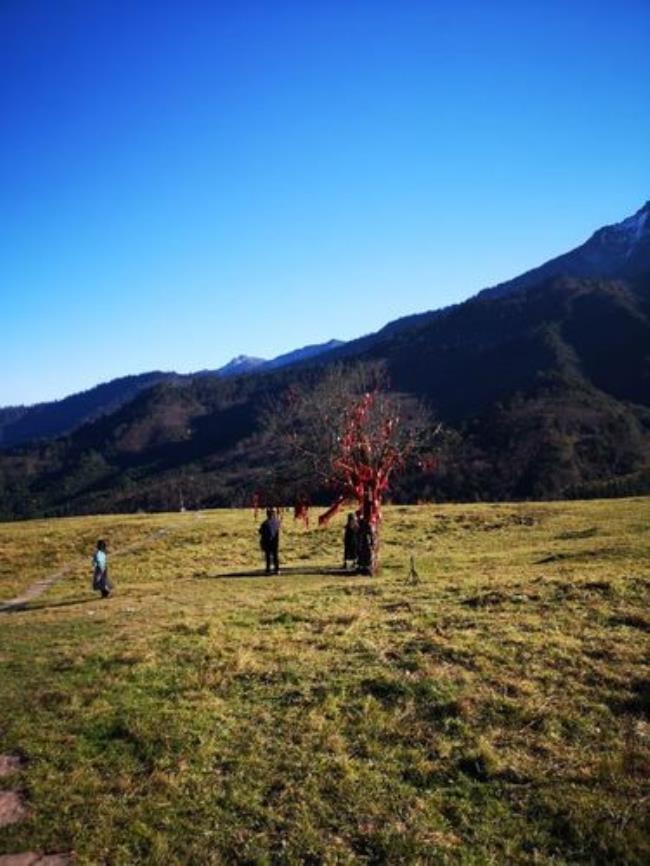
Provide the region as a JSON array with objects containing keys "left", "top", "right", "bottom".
[{"left": 0, "top": 500, "right": 648, "bottom": 865}]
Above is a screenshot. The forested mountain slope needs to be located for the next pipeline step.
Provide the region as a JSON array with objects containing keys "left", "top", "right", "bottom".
[{"left": 1, "top": 272, "right": 648, "bottom": 518}]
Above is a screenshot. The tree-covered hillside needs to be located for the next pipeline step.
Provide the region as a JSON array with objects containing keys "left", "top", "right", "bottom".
[{"left": 1, "top": 273, "right": 648, "bottom": 519}]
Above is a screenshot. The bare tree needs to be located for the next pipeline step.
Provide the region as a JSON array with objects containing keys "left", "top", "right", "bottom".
[{"left": 262, "top": 362, "right": 440, "bottom": 572}]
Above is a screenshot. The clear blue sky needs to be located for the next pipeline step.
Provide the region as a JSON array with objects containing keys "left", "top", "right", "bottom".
[{"left": 2, "top": 0, "right": 649, "bottom": 406}]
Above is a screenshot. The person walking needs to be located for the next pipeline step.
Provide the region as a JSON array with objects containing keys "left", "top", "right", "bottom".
[
  {"left": 259, "top": 508, "right": 281, "bottom": 574},
  {"left": 92, "top": 539, "right": 113, "bottom": 598},
  {"left": 343, "top": 512, "right": 358, "bottom": 570}
]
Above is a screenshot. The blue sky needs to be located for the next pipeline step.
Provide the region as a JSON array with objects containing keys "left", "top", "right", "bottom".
[{"left": 2, "top": 0, "right": 649, "bottom": 405}]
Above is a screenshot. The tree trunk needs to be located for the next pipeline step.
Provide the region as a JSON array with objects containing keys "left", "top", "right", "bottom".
[
  {"left": 372, "top": 521, "right": 381, "bottom": 575},
  {"left": 361, "top": 486, "right": 381, "bottom": 576}
]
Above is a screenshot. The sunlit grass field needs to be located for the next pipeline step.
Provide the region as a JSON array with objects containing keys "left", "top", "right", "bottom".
[{"left": 0, "top": 500, "right": 648, "bottom": 865}]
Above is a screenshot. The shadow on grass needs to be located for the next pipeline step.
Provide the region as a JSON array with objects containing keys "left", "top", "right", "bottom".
[
  {"left": 2, "top": 596, "right": 102, "bottom": 614},
  {"left": 608, "top": 678, "right": 650, "bottom": 718},
  {"left": 205, "top": 565, "right": 358, "bottom": 580}
]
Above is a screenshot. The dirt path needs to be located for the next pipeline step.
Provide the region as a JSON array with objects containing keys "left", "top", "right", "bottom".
[{"left": 0, "top": 524, "right": 181, "bottom": 614}]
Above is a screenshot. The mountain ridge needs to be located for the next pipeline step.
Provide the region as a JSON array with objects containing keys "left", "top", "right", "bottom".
[
  {"left": 0, "top": 339, "right": 344, "bottom": 449},
  {"left": 1, "top": 201, "right": 649, "bottom": 518},
  {"left": 1, "top": 270, "right": 648, "bottom": 519},
  {"left": 3, "top": 202, "right": 648, "bottom": 450},
  {"left": 477, "top": 200, "right": 650, "bottom": 301}
]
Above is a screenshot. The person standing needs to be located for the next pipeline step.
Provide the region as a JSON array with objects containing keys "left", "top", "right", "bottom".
[
  {"left": 259, "top": 508, "right": 281, "bottom": 574},
  {"left": 92, "top": 539, "right": 113, "bottom": 598},
  {"left": 343, "top": 513, "right": 358, "bottom": 570}
]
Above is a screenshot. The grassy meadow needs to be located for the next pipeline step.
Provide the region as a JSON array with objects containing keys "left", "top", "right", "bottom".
[{"left": 0, "top": 500, "right": 648, "bottom": 865}]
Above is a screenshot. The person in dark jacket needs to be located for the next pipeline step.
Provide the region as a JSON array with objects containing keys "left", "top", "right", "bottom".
[
  {"left": 343, "top": 513, "right": 358, "bottom": 570},
  {"left": 92, "top": 539, "right": 113, "bottom": 598},
  {"left": 259, "top": 508, "right": 281, "bottom": 574}
]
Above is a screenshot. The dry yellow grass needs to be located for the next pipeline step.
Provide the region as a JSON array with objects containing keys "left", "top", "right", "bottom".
[{"left": 0, "top": 499, "right": 648, "bottom": 864}]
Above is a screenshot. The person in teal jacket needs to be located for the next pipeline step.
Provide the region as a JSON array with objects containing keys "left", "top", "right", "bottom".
[{"left": 92, "top": 539, "right": 113, "bottom": 598}]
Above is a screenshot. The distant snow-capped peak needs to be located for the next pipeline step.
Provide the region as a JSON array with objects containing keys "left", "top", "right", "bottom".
[
  {"left": 592, "top": 200, "right": 650, "bottom": 251},
  {"left": 617, "top": 205, "right": 648, "bottom": 243},
  {"left": 216, "top": 339, "right": 344, "bottom": 378},
  {"left": 216, "top": 355, "right": 266, "bottom": 376}
]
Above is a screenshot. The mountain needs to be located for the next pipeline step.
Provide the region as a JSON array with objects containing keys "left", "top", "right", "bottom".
[
  {"left": 214, "top": 340, "right": 345, "bottom": 377},
  {"left": 1, "top": 202, "right": 648, "bottom": 518},
  {"left": 5, "top": 201, "right": 648, "bottom": 453},
  {"left": 478, "top": 200, "right": 650, "bottom": 301},
  {"left": 11, "top": 200, "right": 646, "bottom": 453},
  {"left": 215, "top": 355, "right": 267, "bottom": 377},
  {"left": 0, "top": 340, "right": 343, "bottom": 449},
  {"left": 316, "top": 201, "right": 650, "bottom": 368},
  {"left": 2, "top": 270, "right": 648, "bottom": 519},
  {"left": 0, "top": 371, "right": 179, "bottom": 450},
  {"left": 264, "top": 339, "right": 345, "bottom": 371}
]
